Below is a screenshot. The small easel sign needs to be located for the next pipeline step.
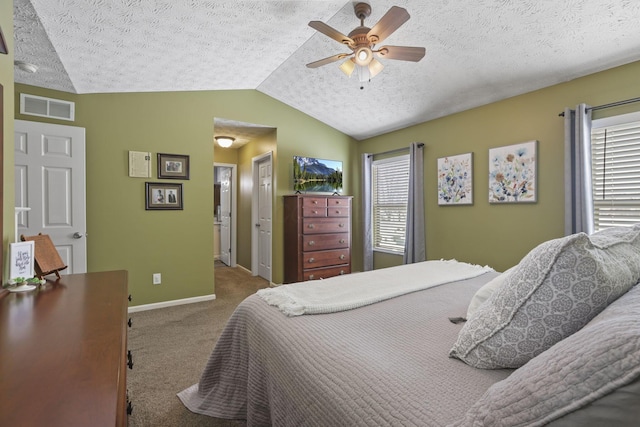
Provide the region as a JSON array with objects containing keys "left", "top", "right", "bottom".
[{"left": 9, "top": 241, "right": 35, "bottom": 281}]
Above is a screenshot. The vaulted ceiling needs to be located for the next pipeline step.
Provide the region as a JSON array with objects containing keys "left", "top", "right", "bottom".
[{"left": 13, "top": 0, "right": 640, "bottom": 142}]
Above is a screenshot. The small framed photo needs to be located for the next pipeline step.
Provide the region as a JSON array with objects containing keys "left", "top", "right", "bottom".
[
  {"left": 10, "top": 241, "right": 35, "bottom": 280},
  {"left": 489, "top": 140, "right": 537, "bottom": 203},
  {"left": 157, "top": 153, "right": 190, "bottom": 179},
  {"left": 437, "top": 152, "right": 473, "bottom": 205},
  {"left": 146, "top": 182, "right": 183, "bottom": 210}
]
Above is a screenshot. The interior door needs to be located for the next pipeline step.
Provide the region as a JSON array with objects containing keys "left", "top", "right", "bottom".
[
  {"left": 14, "top": 120, "right": 87, "bottom": 274},
  {"left": 257, "top": 157, "right": 272, "bottom": 280},
  {"left": 219, "top": 166, "right": 231, "bottom": 266}
]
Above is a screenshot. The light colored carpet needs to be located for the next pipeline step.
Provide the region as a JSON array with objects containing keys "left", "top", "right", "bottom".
[{"left": 127, "top": 263, "right": 269, "bottom": 426}]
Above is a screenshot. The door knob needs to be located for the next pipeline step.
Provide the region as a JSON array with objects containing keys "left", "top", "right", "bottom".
[{"left": 72, "top": 232, "right": 85, "bottom": 239}]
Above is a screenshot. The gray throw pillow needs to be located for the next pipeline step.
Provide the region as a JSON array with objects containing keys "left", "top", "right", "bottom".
[
  {"left": 450, "top": 224, "right": 640, "bottom": 369},
  {"left": 449, "top": 283, "right": 640, "bottom": 427}
]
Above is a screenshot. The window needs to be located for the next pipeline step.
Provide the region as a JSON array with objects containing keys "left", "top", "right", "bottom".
[
  {"left": 591, "top": 112, "right": 640, "bottom": 231},
  {"left": 372, "top": 155, "right": 409, "bottom": 253}
]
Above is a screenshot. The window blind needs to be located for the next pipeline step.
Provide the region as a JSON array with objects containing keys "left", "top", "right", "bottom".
[
  {"left": 591, "top": 120, "right": 640, "bottom": 230},
  {"left": 372, "top": 155, "right": 409, "bottom": 253}
]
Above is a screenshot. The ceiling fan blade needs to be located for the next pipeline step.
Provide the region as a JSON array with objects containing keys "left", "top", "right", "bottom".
[
  {"left": 306, "top": 53, "right": 352, "bottom": 68},
  {"left": 366, "top": 6, "right": 410, "bottom": 45},
  {"left": 309, "top": 21, "right": 355, "bottom": 46},
  {"left": 376, "top": 46, "right": 426, "bottom": 62}
]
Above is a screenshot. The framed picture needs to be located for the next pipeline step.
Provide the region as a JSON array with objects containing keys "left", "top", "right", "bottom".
[
  {"left": 0, "top": 26, "right": 8, "bottom": 55},
  {"left": 157, "top": 153, "right": 190, "bottom": 179},
  {"left": 9, "top": 241, "right": 35, "bottom": 280},
  {"left": 489, "top": 140, "right": 537, "bottom": 203},
  {"left": 437, "top": 152, "right": 473, "bottom": 205},
  {"left": 145, "top": 182, "right": 183, "bottom": 210}
]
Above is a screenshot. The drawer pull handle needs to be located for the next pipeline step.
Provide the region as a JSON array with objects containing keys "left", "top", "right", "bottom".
[
  {"left": 313, "top": 210, "right": 318, "bottom": 214},
  {"left": 309, "top": 274, "right": 315, "bottom": 280},
  {"left": 308, "top": 241, "right": 315, "bottom": 246},
  {"left": 335, "top": 210, "right": 340, "bottom": 214},
  {"left": 339, "top": 239, "right": 345, "bottom": 244},
  {"left": 308, "top": 224, "right": 315, "bottom": 229},
  {"left": 339, "top": 223, "right": 345, "bottom": 228},
  {"left": 313, "top": 200, "right": 318, "bottom": 204},
  {"left": 308, "top": 258, "right": 315, "bottom": 263},
  {"left": 340, "top": 270, "right": 345, "bottom": 275},
  {"left": 339, "top": 254, "right": 346, "bottom": 260}
]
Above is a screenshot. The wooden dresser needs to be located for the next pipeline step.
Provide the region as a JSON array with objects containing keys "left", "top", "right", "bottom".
[
  {"left": 284, "top": 194, "right": 353, "bottom": 283},
  {"left": 0, "top": 270, "right": 129, "bottom": 427}
]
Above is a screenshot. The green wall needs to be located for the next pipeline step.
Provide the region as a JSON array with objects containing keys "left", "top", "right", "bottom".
[
  {"left": 1, "top": 1, "right": 13, "bottom": 283},
  {"left": 12, "top": 86, "right": 352, "bottom": 303},
  {"left": 355, "top": 60, "right": 640, "bottom": 272}
]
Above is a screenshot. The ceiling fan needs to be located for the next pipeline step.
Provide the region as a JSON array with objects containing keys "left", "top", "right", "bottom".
[{"left": 306, "top": 2, "right": 425, "bottom": 84}]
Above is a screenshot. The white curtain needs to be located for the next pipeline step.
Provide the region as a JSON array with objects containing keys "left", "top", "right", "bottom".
[
  {"left": 403, "top": 143, "right": 426, "bottom": 264},
  {"left": 362, "top": 153, "right": 373, "bottom": 271},
  {"left": 564, "top": 104, "right": 594, "bottom": 235}
]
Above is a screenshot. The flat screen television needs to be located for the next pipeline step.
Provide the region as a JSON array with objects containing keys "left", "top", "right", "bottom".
[{"left": 293, "top": 156, "right": 343, "bottom": 194}]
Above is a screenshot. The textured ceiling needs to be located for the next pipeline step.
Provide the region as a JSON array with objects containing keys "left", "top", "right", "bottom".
[{"left": 13, "top": 0, "right": 640, "bottom": 141}]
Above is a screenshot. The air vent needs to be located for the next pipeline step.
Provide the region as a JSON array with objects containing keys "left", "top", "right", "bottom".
[{"left": 20, "top": 93, "right": 75, "bottom": 121}]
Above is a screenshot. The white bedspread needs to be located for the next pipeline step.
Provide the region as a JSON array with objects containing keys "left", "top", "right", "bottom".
[{"left": 258, "top": 259, "right": 493, "bottom": 316}]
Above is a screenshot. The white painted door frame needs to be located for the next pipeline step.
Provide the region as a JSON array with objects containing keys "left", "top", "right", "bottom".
[
  {"left": 214, "top": 162, "right": 237, "bottom": 267},
  {"left": 251, "top": 151, "right": 273, "bottom": 281}
]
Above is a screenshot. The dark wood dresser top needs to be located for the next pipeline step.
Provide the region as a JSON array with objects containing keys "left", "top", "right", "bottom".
[{"left": 0, "top": 270, "right": 129, "bottom": 427}]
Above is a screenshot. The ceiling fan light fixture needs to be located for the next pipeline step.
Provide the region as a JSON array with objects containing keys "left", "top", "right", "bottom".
[
  {"left": 354, "top": 47, "right": 373, "bottom": 66},
  {"left": 215, "top": 136, "right": 234, "bottom": 148},
  {"left": 368, "top": 58, "right": 384, "bottom": 79},
  {"left": 339, "top": 58, "right": 356, "bottom": 77}
]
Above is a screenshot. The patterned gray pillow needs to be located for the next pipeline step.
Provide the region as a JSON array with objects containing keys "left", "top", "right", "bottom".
[
  {"left": 449, "top": 283, "right": 640, "bottom": 427},
  {"left": 450, "top": 224, "right": 640, "bottom": 369}
]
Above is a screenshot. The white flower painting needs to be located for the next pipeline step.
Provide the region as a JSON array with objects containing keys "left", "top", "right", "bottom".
[
  {"left": 438, "top": 153, "right": 473, "bottom": 205},
  {"left": 488, "top": 141, "right": 537, "bottom": 203}
]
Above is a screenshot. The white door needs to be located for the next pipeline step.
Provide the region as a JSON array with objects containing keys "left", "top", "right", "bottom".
[
  {"left": 14, "top": 120, "right": 87, "bottom": 274},
  {"left": 219, "top": 167, "right": 231, "bottom": 266},
  {"left": 257, "top": 158, "right": 272, "bottom": 280}
]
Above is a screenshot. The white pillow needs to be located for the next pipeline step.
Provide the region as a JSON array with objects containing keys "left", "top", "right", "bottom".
[{"left": 466, "top": 266, "right": 515, "bottom": 319}]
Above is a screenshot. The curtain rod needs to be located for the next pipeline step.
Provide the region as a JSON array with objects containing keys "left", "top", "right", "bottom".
[
  {"left": 558, "top": 96, "right": 640, "bottom": 117},
  {"left": 367, "top": 143, "right": 424, "bottom": 158}
]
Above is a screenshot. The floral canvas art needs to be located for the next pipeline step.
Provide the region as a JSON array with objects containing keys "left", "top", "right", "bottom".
[
  {"left": 438, "top": 153, "right": 473, "bottom": 205},
  {"left": 489, "top": 141, "right": 537, "bottom": 203}
]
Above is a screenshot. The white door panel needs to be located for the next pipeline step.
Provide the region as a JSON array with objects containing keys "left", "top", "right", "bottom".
[
  {"left": 14, "top": 120, "right": 87, "bottom": 275},
  {"left": 257, "top": 158, "right": 272, "bottom": 280}
]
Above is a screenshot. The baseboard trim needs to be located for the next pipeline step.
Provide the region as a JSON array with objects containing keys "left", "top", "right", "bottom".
[{"left": 128, "top": 294, "right": 216, "bottom": 313}]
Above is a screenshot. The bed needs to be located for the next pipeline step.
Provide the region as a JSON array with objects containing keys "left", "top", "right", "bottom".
[{"left": 179, "top": 226, "right": 640, "bottom": 426}]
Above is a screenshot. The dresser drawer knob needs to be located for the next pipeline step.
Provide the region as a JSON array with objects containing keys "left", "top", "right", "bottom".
[
  {"left": 308, "top": 224, "right": 315, "bottom": 229},
  {"left": 339, "top": 223, "right": 344, "bottom": 228},
  {"left": 313, "top": 200, "right": 318, "bottom": 204},
  {"left": 313, "top": 210, "right": 318, "bottom": 214},
  {"left": 335, "top": 210, "right": 340, "bottom": 214},
  {"left": 308, "top": 240, "right": 315, "bottom": 246},
  {"left": 339, "top": 254, "right": 346, "bottom": 260},
  {"left": 309, "top": 274, "right": 315, "bottom": 280},
  {"left": 339, "top": 239, "right": 345, "bottom": 244},
  {"left": 308, "top": 258, "right": 315, "bottom": 263},
  {"left": 340, "top": 270, "right": 345, "bottom": 275}
]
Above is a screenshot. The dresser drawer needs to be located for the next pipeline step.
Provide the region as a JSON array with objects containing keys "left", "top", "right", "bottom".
[
  {"left": 302, "top": 233, "right": 349, "bottom": 251},
  {"left": 303, "top": 217, "right": 349, "bottom": 234},
  {"left": 302, "top": 197, "right": 327, "bottom": 208},
  {"left": 327, "top": 197, "right": 350, "bottom": 207},
  {"left": 304, "top": 265, "right": 351, "bottom": 281},
  {"left": 327, "top": 207, "right": 349, "bottom": 217},
  {"left": 303, "top": 206, "right": 327, "bottom": 217},
  {"left": 303, "top": 249, "right": 350, "bottom": 268}
]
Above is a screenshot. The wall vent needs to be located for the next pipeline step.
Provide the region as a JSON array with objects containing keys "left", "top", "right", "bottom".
[{"left": 20, "top": 93, "right": 75, "bottom": 121}]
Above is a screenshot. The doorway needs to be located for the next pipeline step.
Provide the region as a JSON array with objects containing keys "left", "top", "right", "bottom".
[
  {"left": 14, "top": 119, "right": 87, "bottom": 274},
  {"left": 251, "top": 152, "right": 273, "bottom": 282},
  {"left": 214, "top": 163, "right": 237, "bottom": 267}
]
